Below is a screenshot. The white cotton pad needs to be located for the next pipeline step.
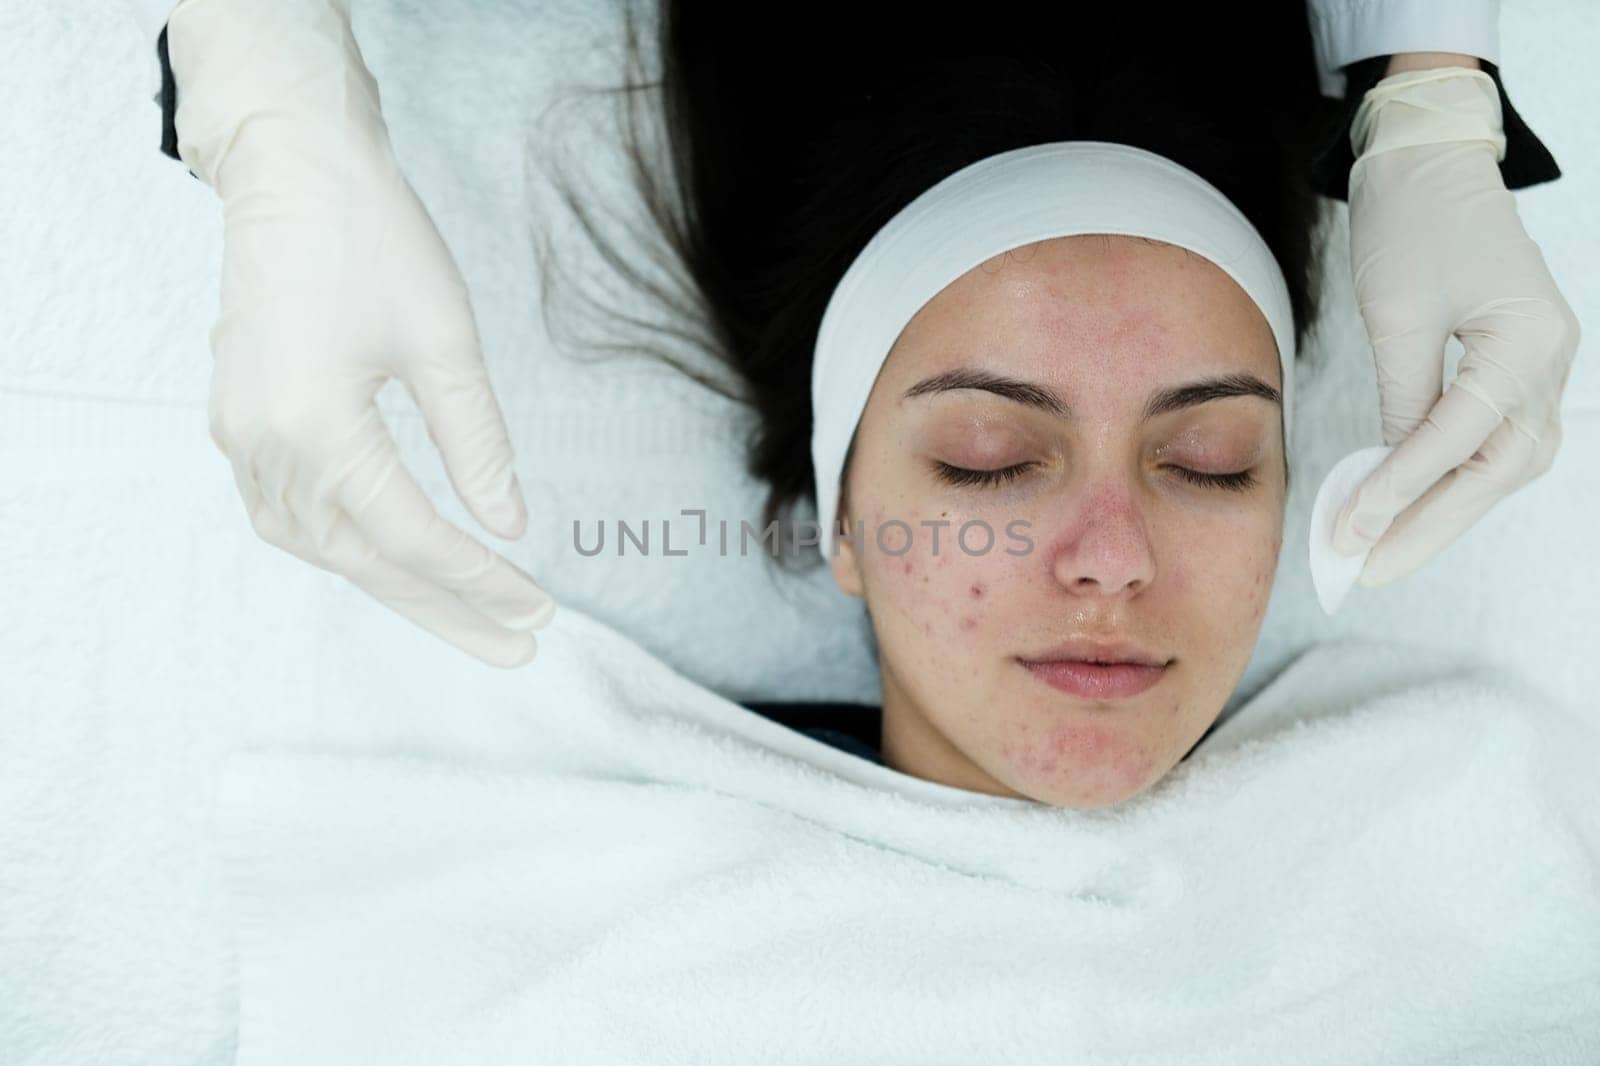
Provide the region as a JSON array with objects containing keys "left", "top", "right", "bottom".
[{"left": 1308, "top": 445, "right": 1394, "bottom": 616}]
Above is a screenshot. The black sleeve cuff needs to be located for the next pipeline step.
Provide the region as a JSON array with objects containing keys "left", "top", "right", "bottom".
[
  {"left": 1306, "top": 56, "right": 1561, "bottom": 203},
  {"left": 156, "top": 26, "right": 199, "bottom": 180}
]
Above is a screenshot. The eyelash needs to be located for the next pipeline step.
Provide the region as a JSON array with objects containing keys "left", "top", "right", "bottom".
[{"left": 933, "top": 462, "right": 1257, "bottom": 493}]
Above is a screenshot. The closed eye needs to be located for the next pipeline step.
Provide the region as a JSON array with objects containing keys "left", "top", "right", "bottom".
[
  {"left": 1170, "top": 467, "right": 1257, "bottom": 492},
  {"left": 934, "top": 461, "right": 1036, "bottom": 488},
  {"left": 934, "top": 462, "right": 1257, "bottom": 492}
]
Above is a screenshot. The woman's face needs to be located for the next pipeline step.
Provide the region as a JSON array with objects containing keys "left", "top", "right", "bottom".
[{"left": 831, "top": 234, "right": 1287, "bottom": 808}]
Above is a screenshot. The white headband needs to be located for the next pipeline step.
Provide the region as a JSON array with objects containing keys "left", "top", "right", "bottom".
[{"left": 809, "top": 140, "right": 1296, "bottom": 559}]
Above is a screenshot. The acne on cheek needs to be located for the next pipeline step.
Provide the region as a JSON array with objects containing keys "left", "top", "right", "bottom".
[
  {"left": 885, "top": 537, "right": 992, "bottom": 644},
  {"left": 959, "top": 583, "right": 984, "bottom": 631},
  {"left": 1179, "top": 537, "right": 1275, "bottom": 608},
  {"left": 1229, "top": 547, "right": 1277, "bottom": 614}
]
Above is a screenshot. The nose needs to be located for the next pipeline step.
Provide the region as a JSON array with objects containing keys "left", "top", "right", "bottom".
[{"left": 1044, "top": 480, "right": 1158, "bottom": 596}]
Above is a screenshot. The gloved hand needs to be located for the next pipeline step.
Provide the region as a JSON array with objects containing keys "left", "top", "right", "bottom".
[
  {"left": 1333, "top": 66, "right": 1580, "bottom": 586},
  {"left": 167, "top": 0, "right": 556, "bottom": 667}
]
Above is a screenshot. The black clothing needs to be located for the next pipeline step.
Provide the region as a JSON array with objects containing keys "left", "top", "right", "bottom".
[
  {"left": 740, "top": 701, "right": 885, "bottom": 766},
  {"left": 1303, "top": 54, "right": 1560, "bottom": 200},
  {"left": 151, "top": 27, "right": 1560, "bottom": 197},
  {"left": 739, "top": 699, "right": 1227, "bottom": 768}
]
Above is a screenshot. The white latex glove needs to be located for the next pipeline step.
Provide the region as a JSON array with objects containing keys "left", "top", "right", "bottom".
[
  {"left": 1333, "top": 67, "right": 1580, "bottom": 586},
  {"left": 168, "top": 0, "right": 556, "bottom": 667}
]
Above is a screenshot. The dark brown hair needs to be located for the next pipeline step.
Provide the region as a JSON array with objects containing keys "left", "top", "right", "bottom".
[{"left": 530, "top": 3, "right": 1342, "bottom": 572}]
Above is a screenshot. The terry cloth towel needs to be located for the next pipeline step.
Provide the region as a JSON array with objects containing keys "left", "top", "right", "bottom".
[{"left": 213, "top": 603, "right": 1600, "bottom": 1065}]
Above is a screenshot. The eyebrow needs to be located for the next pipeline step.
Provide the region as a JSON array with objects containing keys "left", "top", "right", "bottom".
[{"left": 900, "top": 366, "right": 1281, "bottom": 421}]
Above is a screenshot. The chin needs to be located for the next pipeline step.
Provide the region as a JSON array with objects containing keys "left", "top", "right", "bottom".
[{"left": 1023, "top": 766, "right": 1165, "bottom": 810}]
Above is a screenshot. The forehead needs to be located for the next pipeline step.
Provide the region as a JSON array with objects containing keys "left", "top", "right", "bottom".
[{"left": 883, "top": 234, "right": 1279, "bottom": 387}]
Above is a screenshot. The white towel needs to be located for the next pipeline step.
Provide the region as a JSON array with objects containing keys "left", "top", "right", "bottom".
[{"left": 216, "top": 604, "right": 1600, "bottom": 1065}]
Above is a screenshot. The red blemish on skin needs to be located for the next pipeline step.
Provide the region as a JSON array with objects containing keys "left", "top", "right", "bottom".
[
  {"left": 960, "top": 616, "right": 976, "bottom": 631},
  {"left": 903, "top": 560, "right": 913, "bottom": 575},
  {"left": 1050, "top": 723, "right": 1115, "bottom": 762},
  {"left": 1014, "top": 747, "right": 1049, "bottom": 775},
  {"left": 970, "top": 584, "right": 983, "bottom": 597},
  {"left": 1034, "top": 721, "right": 1155, "bottom": 797}
]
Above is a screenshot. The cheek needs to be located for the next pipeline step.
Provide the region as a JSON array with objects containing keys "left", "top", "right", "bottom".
[
  {"left": 1177, "top": 524, "right": 1278, "bottom": 613},
  {"left": 884, "top": 551, "right": 991, "bottom": 647},
  {"left": 1238, "top": 536, "right": 1279, "bottom": 616},
  {"left": 1249, "top": 565, "right": 1271, "bottom": 611},
  {"left": 869, "top": 517, "right": 1013, "bottom": 652}
]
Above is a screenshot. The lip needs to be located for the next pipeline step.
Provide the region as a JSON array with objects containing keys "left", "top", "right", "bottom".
[
  {"left": 1023, "top": 639, "right": 1170, "bottom": 668},
  {"left": 1018, "top": 658, "right": 1171, "bottom": 700}
]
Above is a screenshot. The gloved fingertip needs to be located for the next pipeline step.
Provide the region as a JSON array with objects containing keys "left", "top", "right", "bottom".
[
  {"left": 484, "top": 491, "right": 528, "bottom": 540},
  {"left": 520, "top": 595, "right": 558, "bottom": 631},
  {"left": 1356, "top": 561, "right": 1392, "bottom": 589},
  {"left": 1331, "top": 521, "right": 1375, "bottom": 558},
  {"left": 1329, "top": 496, "right": 1367, "bottom": 556},
  {"left": 495, "top": 636, "right": 539, "bottom": 669}
]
